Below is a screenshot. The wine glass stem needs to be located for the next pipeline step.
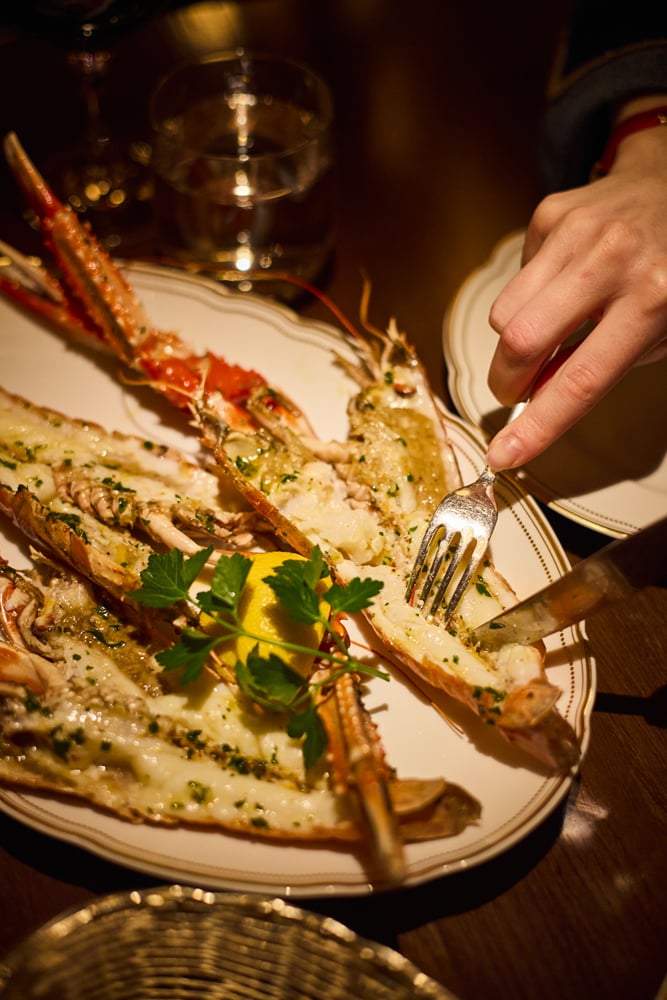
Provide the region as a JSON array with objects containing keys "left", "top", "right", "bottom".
[{"left": 66, "top": 48, "right": 112, "bottom": 158}]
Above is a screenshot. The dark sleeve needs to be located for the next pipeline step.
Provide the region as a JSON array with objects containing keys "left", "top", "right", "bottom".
[{"left": 540, "top": 1, "right": 667, "bottom": 192}]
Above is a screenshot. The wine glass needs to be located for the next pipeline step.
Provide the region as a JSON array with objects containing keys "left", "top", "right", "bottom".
[{"left": 15, "top": 2, "right": 178, "bottom": 249}]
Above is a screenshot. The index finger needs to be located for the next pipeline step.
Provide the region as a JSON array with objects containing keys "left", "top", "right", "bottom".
[{"left": 485, "top": 311, "right": 648, "bottom": 470}]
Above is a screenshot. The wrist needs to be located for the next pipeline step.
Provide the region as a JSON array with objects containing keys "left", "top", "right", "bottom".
[
  {"left": 592, "top": 100, "right": 667, "bottom": 179},
  {"left": 614, "top": 117, "right": 667, "bottom": 173},
  {"left": 613, "top": 94, "right": 667, "bottom": 122}
]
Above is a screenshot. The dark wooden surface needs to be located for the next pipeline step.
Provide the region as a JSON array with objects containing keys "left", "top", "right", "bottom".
[{"left": 0, "top": 4, "right": 665, "bottom": 999}]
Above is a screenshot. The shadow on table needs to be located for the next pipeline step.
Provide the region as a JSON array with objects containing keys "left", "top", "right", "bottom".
[
  {"left": 305, "top": 790, "right": 567, "bottom": 950},
  {"left": 0, "top": 781, "right": 569, "bottom": 954},
  {"left": 0, "top": 809, "right": 159, "bottom": 896}
]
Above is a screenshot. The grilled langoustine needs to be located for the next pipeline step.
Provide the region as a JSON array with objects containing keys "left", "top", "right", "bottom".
[
  {"left": 0, "top": 386, "right": 482, "bottom": 883},
  {"left": 0, "top": 132, "right": 581, "bottom": 774},
  {"left": 0, "top": 553, "right": 361, "bottom": 839}
]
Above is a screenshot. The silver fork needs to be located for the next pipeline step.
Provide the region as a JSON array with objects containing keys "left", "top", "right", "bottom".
[
  {"left": 406, "top": 346, "right": 574, "bottom": 624},
  {"left": 405, "top": 465, "right": 499, "bottom": 623},
  {"left": 405, "top": 400, "right": 531, "bottom": 623}
]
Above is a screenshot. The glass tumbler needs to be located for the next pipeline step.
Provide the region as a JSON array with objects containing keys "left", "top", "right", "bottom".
[{"left": 149, "top": 49, "right": 335, "bottom": 299}]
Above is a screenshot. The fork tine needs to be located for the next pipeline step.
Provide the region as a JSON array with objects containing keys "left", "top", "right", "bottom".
[
  {"left": 428, "top": 528, "right": 472, "bottom": 617},
  {"left": 431, "top": 534, "right": 489, "bottom": 622},
  {"left": 416, "top": 526, "right": 456, "bottom": 605},
  {"left": 406, "top": 466, "right": 499, "bottom": 623},
  {"left": 405, "top": 516, "right": 447, "bottom": 602}
]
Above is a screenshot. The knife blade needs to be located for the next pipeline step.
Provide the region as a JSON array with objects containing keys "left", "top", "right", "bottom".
[{"left": 470, "top": 514, "right": 667, "bottom": 650}]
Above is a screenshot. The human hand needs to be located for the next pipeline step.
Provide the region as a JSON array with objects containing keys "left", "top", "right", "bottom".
[{"left": 485, "top": 108, "right": 667, "bottom": 472}]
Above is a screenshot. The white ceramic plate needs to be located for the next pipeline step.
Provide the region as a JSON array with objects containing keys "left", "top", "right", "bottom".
[
  {"left": 0, "top": 265, "right": 594, "bottom": 896},
  {"left": 444, "top": 231, "right": 667, "bottom": 537}
]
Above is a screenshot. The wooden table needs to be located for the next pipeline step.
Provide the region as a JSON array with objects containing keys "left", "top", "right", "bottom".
[{"left": 0, "top": 4, "right": 665, "bottom": 998}]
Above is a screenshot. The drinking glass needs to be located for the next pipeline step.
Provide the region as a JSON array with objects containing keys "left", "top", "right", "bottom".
[
  {"left": 16, "top": 1, "right": 174, "bottom": 248},
  {"left": 149, "top": 50, "right": 335, "bottom": 299}
]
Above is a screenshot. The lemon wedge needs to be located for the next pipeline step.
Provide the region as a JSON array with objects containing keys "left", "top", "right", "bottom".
[{"left": 212, "top": 551, "right": 329, "bottom": 678}]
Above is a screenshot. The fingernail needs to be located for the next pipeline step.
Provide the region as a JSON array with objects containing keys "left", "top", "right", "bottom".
[{"left": 486, "top": 432, "right": 524, "bottom": 472}]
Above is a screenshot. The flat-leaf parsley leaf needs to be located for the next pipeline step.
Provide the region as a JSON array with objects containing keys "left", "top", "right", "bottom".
[{"left": 130, "top": 547, "right": 386, "bottom": 768}]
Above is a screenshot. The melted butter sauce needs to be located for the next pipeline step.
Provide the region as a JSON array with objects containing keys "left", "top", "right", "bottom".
[{"left": 0, "top": 568, "right": 354, "bottom": 838}]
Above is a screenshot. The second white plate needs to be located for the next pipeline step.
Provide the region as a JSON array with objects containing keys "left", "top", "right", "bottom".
[{"left": 444, "top": 231, "right": 667, "bottom": 537}]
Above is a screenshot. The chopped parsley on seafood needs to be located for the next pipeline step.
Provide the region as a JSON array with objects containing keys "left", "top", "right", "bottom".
[
  {"left": 0, "top": 132, "right": 580, "bottom": 776},
  {"left": 0, "top": 553, "right": 360, "bottom": 839},
  {"left": 0, "top": 388, "right": 481, "bottom": 884}
]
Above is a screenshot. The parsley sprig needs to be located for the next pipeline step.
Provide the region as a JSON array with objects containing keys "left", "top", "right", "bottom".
[{"left": 131, "top": 546, "right": 386, "bottom": 768}]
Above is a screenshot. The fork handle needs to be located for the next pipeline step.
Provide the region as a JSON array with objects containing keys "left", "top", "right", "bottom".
[
  {"left": 503, "top": 344, "right": 579, "bottom": 426},
  {"left": 476, "top": 466, "right": 496, "bottom": 489},
  {"left": 532, "top": 343, "right": 578, "bottom": 394}
]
